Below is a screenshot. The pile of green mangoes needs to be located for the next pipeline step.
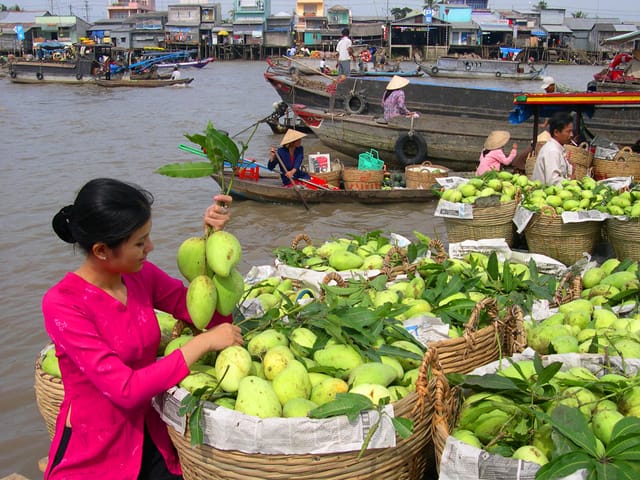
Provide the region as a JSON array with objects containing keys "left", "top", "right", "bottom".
[
  {"left": 521, "top": 176, "right": 610, "bottom": 214},
  {"left": 440, "top": 171, "right": 533, "bottom": 204},
  {"left": 167, "top": 326, "right": 424, "bottom": 418},
  {"left": 451, "top": 358, "right": 640, "bottom": 468},
  {"left": 601, "top": 185, "right": 640, "bottom": 217},
  {"left": 526, "top": 258, "right": 640, "bottom": 357},
  {"left": 41, "top": 346, "right": 61, "bottom": 378},
  {"left": 177, "top": 230, "right": 244, "bottom": 329}
]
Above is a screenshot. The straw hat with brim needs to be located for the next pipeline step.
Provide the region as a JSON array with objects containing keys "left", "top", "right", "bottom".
[
  {"left": 484, "top": 130, "right": 511, "bottom": 150},
  {"left": 280, "top": 129, "right": 307, "bottom": 146},
  {"left": 541, "top": 76, "right": 555, "bottom": 90},
  {"left": 386, "top": 75, "right": 410, "bottom": 90}
]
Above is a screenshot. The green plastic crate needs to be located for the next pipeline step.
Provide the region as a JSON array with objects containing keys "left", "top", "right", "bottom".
[{"left": 358, "top": 149, "right": 384, "bottom": 170}]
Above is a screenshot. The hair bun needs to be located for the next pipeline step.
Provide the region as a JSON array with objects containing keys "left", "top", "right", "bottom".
[{"left": 52, "top": 205, "right": 75, "bottom": 243}]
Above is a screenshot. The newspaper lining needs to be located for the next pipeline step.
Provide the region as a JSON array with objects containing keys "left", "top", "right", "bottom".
[{"left": 434, "top": 199, "right": 474, "bottom": 219}]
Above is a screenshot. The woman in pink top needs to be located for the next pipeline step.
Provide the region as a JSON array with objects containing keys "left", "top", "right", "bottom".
[
  {"left": 42, "top": 178, "right": 244, "bottom": 480},
  {"left": 476, "top": 130, "right": 518, "bottom": 176}
]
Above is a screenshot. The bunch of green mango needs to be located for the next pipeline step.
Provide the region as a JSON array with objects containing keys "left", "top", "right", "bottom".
[
  {"left": 601, "top": 185, "right": 640, "bottom": 217},
  {"left": 177, "top": 230, "right": 244, "bottom": 330},
  {"left": 440, "top": 171, "right": 535, "bottom": 205},
  {"left": 451, "top": 358, "right": 640, "bottom": 472},
  {"left": 526, "top": 258, "right": 640, "bottom": 356},
  {"left": 41, "top": 346, "right": 61, "bottom": 378},
  {"left": 521, "top": 176, "right": 612, "bottom": 214}
]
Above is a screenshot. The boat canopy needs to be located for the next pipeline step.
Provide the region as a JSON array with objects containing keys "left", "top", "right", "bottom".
[{"left": 602, "top": 30, "right": 640, "bottom": 45}]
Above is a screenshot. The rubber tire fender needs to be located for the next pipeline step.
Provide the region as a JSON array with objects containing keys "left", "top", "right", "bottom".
[
  {"left": 431, "top": 66, "right": 439, "bottom": 74},
  {"left": 495, "top": 71, "right": 502, "bottom": 78},
  {"left": 345, "top": 93, "right": 367, "bottom": 115},
  {"left": 465, "top": 62, "right": 472, "bottom": 71},
  {"left": 76, "top": 72, "right": 83, "bottom": 80},
  {"left": 395, "top": 132, "right": 427, "bottom": 166},
  {"left": 36, "top": 72, "right": 44, "bottom": 80},
  {"left": 10, "top": 71, "right": 17, "bottom": 79}
]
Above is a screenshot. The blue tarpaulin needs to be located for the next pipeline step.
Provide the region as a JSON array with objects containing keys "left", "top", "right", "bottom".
[
  {"left": 509, "top": 104, "right": 595, "bottom": 124},
  {"left": 531, "top": 30, "right": 546, "bottom": 37}
]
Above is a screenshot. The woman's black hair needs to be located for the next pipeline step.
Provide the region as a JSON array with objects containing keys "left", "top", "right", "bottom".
[{"left": 52, "top": 178, "right": 154, "bottom": 254}]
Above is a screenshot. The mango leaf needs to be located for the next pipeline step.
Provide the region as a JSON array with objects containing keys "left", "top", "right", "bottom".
[
  {"left": 188, "top": 403, "right": 204, "bottom": 447},
  {"left": 534, "top": 360, "right": 563, "bottom": 387},
  {"left": 606, "top": 416, "right": 640, "bottom": 459},
  {"left": 535, "top": 451, "right": 594, "bottom": 480},
  {"left": 538, "top": 405, "right": 599, "bottom": 456},
  {"left": 155, "top": 162, "right": 216, "bottom": 178},
  {"left": 457, "top": 373, "right": 520, "bottom": 391},
  {"left": 487, "top": 251, "right": 500, "bottom": 281},
  {"left": 610, "top": 460, "right": 640, "bottom": 476},
  {"left": 376, "top": 344, "right": 423, "bottom": 361},
  {"left": 309, "top": 393, "right": 374, "bottom": 421},
  {"left": 391, "top": 416, "right": 414, "bottom": 438},
  {"left": 594, "top": 462, "right": 638, "bottom": 480}
]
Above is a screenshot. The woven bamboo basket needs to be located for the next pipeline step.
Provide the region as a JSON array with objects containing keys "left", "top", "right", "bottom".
[
  {"left": 34, "top": 349, "right": 64, "bottom": 440},
  {"left": 606, "top": 217, "right": 640, "bottom": 262},
  {"left": 524, "top": 206, "right": 602, "bottom": 266},
  {"left": 524, "top": 142, "right": 546, "bottom": 179},
  {"left": 443, "top": 199, "right": 518, "bottom": 246},
  {"left": 342, "top": 168, "right": 384, "bottom": 191},
  {"left": 405, "top": 162, "right": 450, "bottom": 189},
  {"left": 167, "top": 348, "right": 452, "bottom": 480},
  {"left": 565, "top": 142, "right": 594, "bottom": 180},
  {"left": 312, "top": 159, "right": 343, "bottom": 188},
  {"left": 427, "top": 298, "right": 526, "bottom": 375},
  {"left": 593, "top": 146, "right": 640, "bottom": 180}
]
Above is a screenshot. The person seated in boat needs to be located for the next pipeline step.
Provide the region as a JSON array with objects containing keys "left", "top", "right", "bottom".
[
  {"left": 41, "top": 178, "right": 241, "bottom": 480},
  {"left": 382, "top": 75, "right": 419, "bottom": 122},
  {"left": 624, "top": 49, "right": 640, "bottom": 79},
  {"left": 268, "top": 129, "right": 311, "bottom": 187},
  {"left": 476, "top": 131, "right": 518, "bottom": 176},
  {"left": 170, "top": 66, "right": 181, "bottom": 80},
  {"left": 532, "top": 112, "right": 574, "bottom": 186}
]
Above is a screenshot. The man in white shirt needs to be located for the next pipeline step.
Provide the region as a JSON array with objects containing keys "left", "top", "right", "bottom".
[
  {"left": 170, "top": 67, "right": 181, "bottom": 80},
  {"left": 336, "top": 28, "right": 354, "bottom": 79},
  {"left": 532, "top": 112, "right": 574, "bottom": 185}
]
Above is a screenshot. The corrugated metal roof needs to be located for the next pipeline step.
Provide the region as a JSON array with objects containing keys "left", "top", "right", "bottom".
[
  {"left": 450, "top": 21, "right": 477, "bottom": 30},
  {"left": 612, "top": 24, "right": 637, "bottom": 32},
  {"left": 542, "top": 24, "right": 573, "bottom": 34},
  {"left": 0, "top": 10, "right": 49, "bottom": 25}
]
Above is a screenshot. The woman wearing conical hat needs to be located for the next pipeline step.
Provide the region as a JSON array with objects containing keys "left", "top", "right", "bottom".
[
  {"left": 476, "top": 130, "right": 518, "bottom": 176},
  {"left": 381, "top": 75, "right": 418, "bottom": 122},
  {"left": 268, "top": 129, "right": 311, "bottom": 187}
]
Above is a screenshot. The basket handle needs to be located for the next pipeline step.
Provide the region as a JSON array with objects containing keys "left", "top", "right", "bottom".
[
  {"left": 382, "top": 246, "right": 410, "bottom": 271},
  {"left": 429, "top": 238, "right": 448, "bottom": 264},
  {"left": 319, "top": 272, "right": 347, "bottom": 301},
  {"left": 420, "top": 161, "right": 434, "bottom": 167},
  {"left": 577, "top": 142, "right": 589, "bottom": 150},
  {"left": 498, "top": 304, "right": 527, "bottom": 356},
  {"left": 552, "top": 271, "right": 583, "bottom": 307},
  {"left": 462, "top": 297, "right": 499, "bottom": 336},
  {"left": 539, "top": 204, "right": 557, "bottom": 217},
  {"left": 291, "top": 233, "right": 312, "bottom": 250}
]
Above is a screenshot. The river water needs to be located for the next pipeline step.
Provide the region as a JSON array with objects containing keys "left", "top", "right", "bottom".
[{"left": 0, "top": 60, "right": 601, "bottom": 478}]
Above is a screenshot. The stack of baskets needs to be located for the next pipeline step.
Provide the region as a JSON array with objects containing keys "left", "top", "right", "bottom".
[
  {"left": 405, "top": 162, "right": 450, "bottom": 189},
  {"left": 343, "top": 150, "right": 385, "bottom": 190},
  {"left": 524, "top": 206, "right": 602, "bottom": 266},
  {"left": 606, "top": 217, "right": 640, "bottom": 261},
  {"left": 166, "top": 348, "right": 453, "bottom": 480},
  {"left": 312, "top": 159, "right": 343, "bottom": 189},
  {"left": 443, "top": 198, "right": 519, "bottom": 247},
  {"left": 593, "top": 146, "right": 640, "bottom": 180},
  {"left": 34, "top": 348, "right": 64, "bottom": 440},
  {"left": 565, "top": 141, "right": 594, "bottom": 179},
  {"left": 524, "top": 141, "right": 546, "bottom": 179}
]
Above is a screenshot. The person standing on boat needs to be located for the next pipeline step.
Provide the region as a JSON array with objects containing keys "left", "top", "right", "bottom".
[
  {"left": 336, "top": 28, "right": 354, "bottom": 78},
  {"left": 532, "top": 112, "right": 574, "bottom": 186},
  {"left": 476, "top": 130, "right": 518, "bottom": 175},
  {"left": 382, "top": 75, "right": 418, "bottom": 122},
  {"left": 268, "top": 129, "right": 311, "bottom": 187},
  {"left": 41, "top": 178, "right": 243, "bottom": 480},
  {"left": 170, "top": 66, "right": 181, "bottom": 80}
]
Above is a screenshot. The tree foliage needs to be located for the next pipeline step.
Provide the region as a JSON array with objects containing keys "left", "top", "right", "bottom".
[
  {"left": 571, "top": 11, "right": 588, "bottom": 18},
  {"left": 390, "top": 7, "right": 412, "bottom": 20}
]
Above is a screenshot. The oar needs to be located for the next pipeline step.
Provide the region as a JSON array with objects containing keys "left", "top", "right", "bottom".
[
  {"left": 274, "top": 150, "right": 310, "bottom": 210},
  {"left": 287, "top": 56, "right": 337, "bottom": 82},
  {"left": 231, "top": 114, "right": 274, "bottom": 138}
]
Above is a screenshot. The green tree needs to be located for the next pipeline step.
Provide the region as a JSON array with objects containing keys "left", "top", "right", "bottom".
[
  {"left": 390, "top": 7, "right": 412, "bottom": 20},
  {"left": 571, "top": 11, "right": 588, "bottom": 18},
  {"left": 534, "top": 1, "right": 548, "bottom": 10}
]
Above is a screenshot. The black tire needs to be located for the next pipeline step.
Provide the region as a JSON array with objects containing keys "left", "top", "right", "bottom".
[
  {"left": 395, "top": 133, "right": 427, "bottom": 166},
  {"left": 431, "top": 66, "right": 439, "bottom": 74},
  {"left": 495, "top": 71, "right": 502, "bottom": 78},
  {"left": 288, "top": 67, "right": 297, "bottom": 75},
  {"left": 10, "top": 71, "right": 16, "bottom": 79},
  {"left": 465, "top": 63, "right": 472, "bottom": 71},
  {"left": 36, "top": 72, "right": 43, "bottom": 80},
  {"left": 76, "top": 72, "right": 83, "bottom": 80},
  {"left": 345, "top": 93, "right": 367, "bottom": 115}
]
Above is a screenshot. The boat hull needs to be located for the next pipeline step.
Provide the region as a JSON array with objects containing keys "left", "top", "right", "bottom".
[
  {"left": 224, "top": 174, "right": 437, "bottom": 204},
  {"left": 422, "top": 57, "right": 545, "bottom": 81},
  {"left": 8, "top": 60, "right": 97, "bottom": 84},
  {"left": 95, "top": 77, "right": 193, "bottom": 87}
]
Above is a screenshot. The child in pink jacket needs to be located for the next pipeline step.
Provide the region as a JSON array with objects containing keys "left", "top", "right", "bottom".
[
  {"left": 476, "top": 130, "right": 518, "bottom": 176},
  {"left": 42, "top": 178, "right": 244, "bottom": 480}
]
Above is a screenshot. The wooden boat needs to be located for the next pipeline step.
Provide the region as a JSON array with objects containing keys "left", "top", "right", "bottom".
[
  {"left": 264, "top": 102, "right": 313, "bottom": 135},
  {"left": 95, "top": 77, "right": 193, "bottom": 87},
  {"left": 265, "top": 68, "right": 640, "bottom": 147},
  {"left": 8, "top": 42, "right": 113, "bottom": 84},
  {"left": 421, "top": 57, "right": 546, "bottom": 80},
  {"left": 156, "top": 57, "right": 214, "bottom": 69},
  {"left": 223, "top": 173, "right": 437, "bottom": 205}
]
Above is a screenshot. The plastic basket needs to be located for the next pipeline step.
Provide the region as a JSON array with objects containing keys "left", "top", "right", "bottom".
[{"left": 358, "top": 149, "right": 384, "bottom": 170}]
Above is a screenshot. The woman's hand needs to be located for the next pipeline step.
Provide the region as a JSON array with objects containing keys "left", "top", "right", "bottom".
[
  {"left": 269, "top": 146, "right": 276, "bottom": 160},
  {"left": 203, "top": 322, "right": 244, "bottom": 351},
  {"left": 512, "top": 142, "right": 518, "bottom": 150},
  {"left": 204, "top": 194, "right": 232, "bottom": 234}
]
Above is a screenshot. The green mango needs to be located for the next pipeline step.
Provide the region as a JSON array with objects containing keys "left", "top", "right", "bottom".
[
  {"left": 179, "top": 372, "right": 218, "bottom": 393},
  {"left": 41, "top": 348, "right": 61, "bottom": 378},
  {"left": 328, "top": 250, "right": 364, "bottom": 271},
  {"left": 247, "top": 329, "right": 288, "bottom": 359},
  {"left": 282, "top": 398, "right": 318, "bottom": 418},
  {"left": 206, "top": 230, "right": 242, "bottom": 278},
  {"left": 176, "top": 236, "right": 207, "bottom": 282},
  {"left": 347, "top": 362, "right": 398, "bottom": 388},
  {"left": 164, "top": 334, "right": 192, "bottom": 357},
  {"left": 235, "top": 376, "right": 282, "bottom": 418},
  {"left": 213, "top": 268, "right": 244, "bottom": 316},
  {"left": 310, "top": 377, "right": 349, "bottom": 405},
  {"left": 272, "top": 360, "right": 312, "bottom": 406},
  {"left": 349, "top": 383, "right": 391, "bottom": 405},
  {"left": 313, "top": 344, "right": 363, "bottom": 373},
  {"left": 214, "top": 345, "right": 252, "bottom": 393},
  {"left": 511, "top": 445, "right": 549, "bottom": 466},
  {"left": 289, "top": 327, "right": 317, "bottom": 357},
  {"left": 186, "top": 275, "right": 218, "bottom": 330},
  {"left": 263, "top": 345, "right": 295, "bottom": 380}
]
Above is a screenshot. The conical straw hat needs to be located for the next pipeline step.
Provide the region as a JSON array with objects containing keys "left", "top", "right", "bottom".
[
  {"left": 386, "top": 75, "right": 410, "bottom": 90},
  {"left": 280, "top": 129, "right": 307, "bottom": 146},
  {"left": 483, "top": 130, "right": 510, "bottom": 150}
]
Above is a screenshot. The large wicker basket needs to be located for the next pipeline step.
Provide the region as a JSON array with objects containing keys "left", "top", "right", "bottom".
[
  {"left": 405, "top": 162, "right": 450, "bottom": 189},
  {"left": 593, "top": 146, "right": 640, "bottom": 180},
  {"left": 427, "top": 297, "right": 526, "bottom": 375},
  {"left": 166, "top": 349, "right": 451, "bottom": 480},
  {"left": 34, "top": 348, "right": 64, "bottom": 440},
  {"left": 565, "top": 142, "right": 594, "bottom": 180},
  {"left": 342, "top": 168, "right": 384, "bottom": 190},
  {"left": 443, "top": 199, "right": 518, "bottom": 246},
  {"left": 312, "top": 159, "right": 343, "bottom": 188},
  {"left": 606, "top": 217, "right": 640, "bottom": 262},
  {"left": 524, "top": 206, "right": 602, "bottom": 266}
]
